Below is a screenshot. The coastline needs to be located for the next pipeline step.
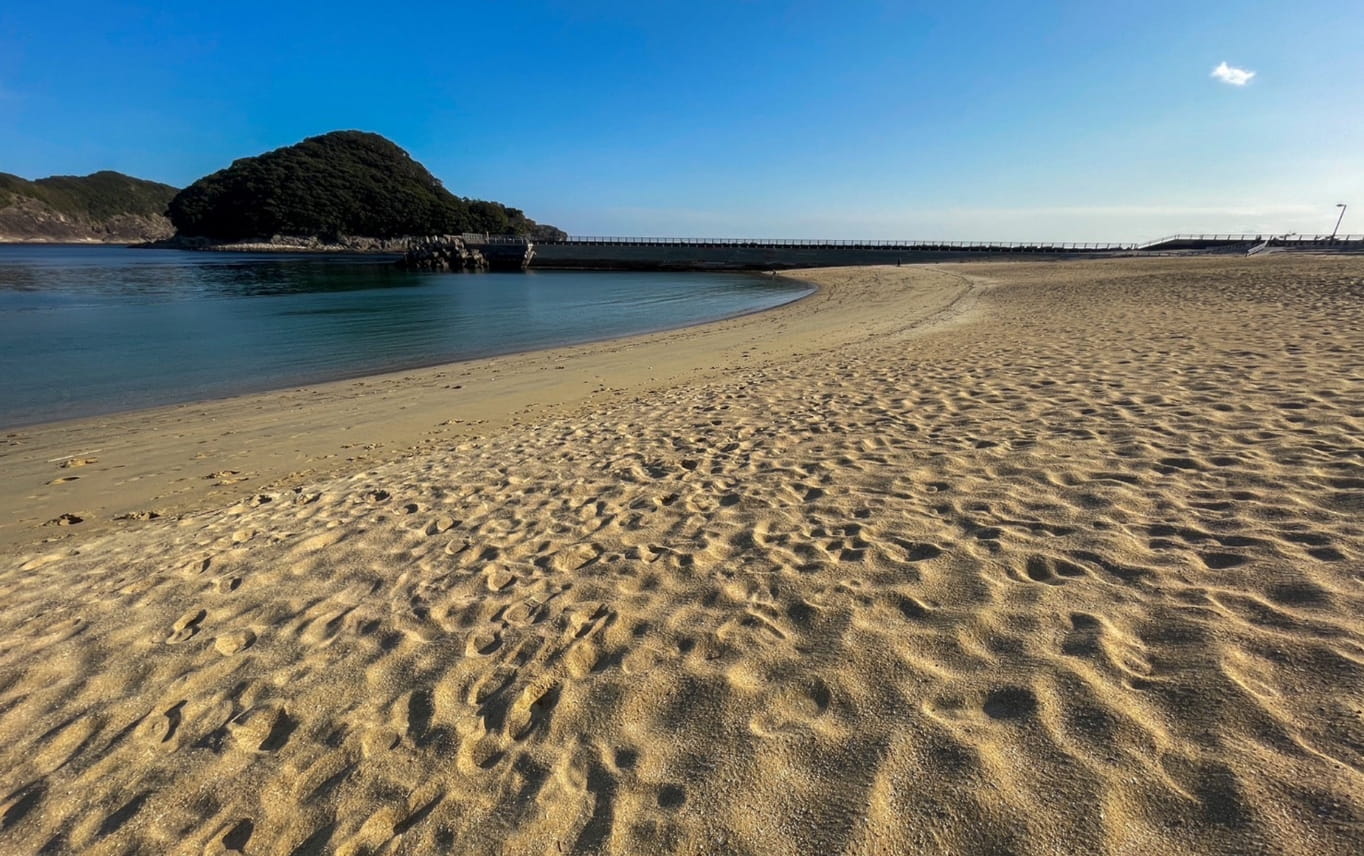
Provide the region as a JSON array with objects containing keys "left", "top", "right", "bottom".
[
  {"left": 0, "top": 238, "right": 153, "bottom": 245},
  {"left": 131, "top": 235, "right": 411, "bottom": 253},
  {"left": 0, "top": 267, "right": 812, "bottom": 432},
  {"left": 0, "top": 265, "right": 963, "bottom": 552},
  {"left": 3, "top": 255, "right": 1362, "bottom": 855}
]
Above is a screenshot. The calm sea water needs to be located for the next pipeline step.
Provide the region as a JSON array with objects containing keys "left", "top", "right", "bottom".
[{"left": 0, "top": 246, "right": 811, "bottom": 427}]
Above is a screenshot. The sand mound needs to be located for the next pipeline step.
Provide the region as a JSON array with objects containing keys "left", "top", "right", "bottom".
[{"left": 1, "top": 256, "right": 1362, "bottom": 855}]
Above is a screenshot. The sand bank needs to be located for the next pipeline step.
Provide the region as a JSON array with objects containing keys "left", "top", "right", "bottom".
[
  {"left": 0, "top": 267, "right": 964, "bottom": 552},
  {"left": 2, "top": 256, "right": 1362, "bottom": 854}
]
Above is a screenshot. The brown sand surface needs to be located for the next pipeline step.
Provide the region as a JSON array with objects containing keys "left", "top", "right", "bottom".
[
  {"left": 0, "top": 266, "right": 963, "bottom": 552},
  {"left": 2, "top": 255, "right": 1363, "bottom": 855}
]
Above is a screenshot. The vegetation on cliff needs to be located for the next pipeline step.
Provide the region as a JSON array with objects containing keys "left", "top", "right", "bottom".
[
  {"left": 167, "top": 131, "right": 564, "bottom": 242},
  {"left": 0, "top": 171, "right": 177, "bottom": 241}
]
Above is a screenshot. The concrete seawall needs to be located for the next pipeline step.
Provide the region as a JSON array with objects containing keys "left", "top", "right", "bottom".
[{"left": 528, "top": 243, "right": 1116, "bottom": 270}]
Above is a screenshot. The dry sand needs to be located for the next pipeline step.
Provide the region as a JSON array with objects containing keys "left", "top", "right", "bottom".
[{"left": 1, "top": 255, "right": 1362, "bottom": 855}]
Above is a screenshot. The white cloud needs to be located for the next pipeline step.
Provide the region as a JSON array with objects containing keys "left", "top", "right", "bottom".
[{"left": 1212, "top": 61, "right": 1255, "bottom": 86}]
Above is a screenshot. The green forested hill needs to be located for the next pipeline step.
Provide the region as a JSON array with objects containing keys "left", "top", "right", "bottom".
[
  {"left": 167, "top": 131, "right": 563, "bottom": 242},
  {"left": 0, "top": 171, "right": 178, "bottom": 219},
  {"left": 0, "top": 171, "right": 178, "bottom": 242}
]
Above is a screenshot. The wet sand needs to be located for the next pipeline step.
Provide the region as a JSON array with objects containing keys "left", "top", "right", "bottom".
[{"left": 2, "top": 256, "right": 1362, "bottom": 855}]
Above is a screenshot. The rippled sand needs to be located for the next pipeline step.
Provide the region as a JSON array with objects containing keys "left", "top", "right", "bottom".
[{"left": 2, "top": 256, "right": 1363, "bottom": 855}]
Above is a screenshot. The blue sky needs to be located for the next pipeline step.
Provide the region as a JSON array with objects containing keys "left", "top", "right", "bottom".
[{"left": 1, "top": 1, "right": 1360, "bottom": 240}]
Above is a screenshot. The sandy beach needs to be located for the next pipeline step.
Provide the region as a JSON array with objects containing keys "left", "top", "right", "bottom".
[{"left": 2, "top": 255, "right": 1362, "bottom": 855}]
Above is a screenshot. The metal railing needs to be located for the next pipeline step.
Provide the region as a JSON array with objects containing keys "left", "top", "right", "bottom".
[
  {"left": 459, "top": 233, "right": 1364, "bottom": 253},
  {"left": 1136, "top": 233, "right": 1364, "bottom": 250},
  {"left": 545, "top": 236, "right": 1135, "bottom": 251}
]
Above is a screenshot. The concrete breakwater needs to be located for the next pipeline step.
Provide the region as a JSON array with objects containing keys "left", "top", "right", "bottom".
[
  {"left": 136, "top": 233, "right": 1364, "bottom": 268},
  {"left": 521, "top": 233, "right": 1364, "bottom": 270},
  {"left": 526, "top": 241, "right": 1123, "bottom": 270},
  {"left": 528, "top": 243, "right": 1091, "bottom": 270},
  {"left": 132, "top": 236, "right": 1115, "bottom": 268}
]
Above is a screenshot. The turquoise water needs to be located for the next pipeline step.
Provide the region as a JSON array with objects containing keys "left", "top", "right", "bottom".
[{"left": 0, "top": 246, "right": 811, "bottom": 427}]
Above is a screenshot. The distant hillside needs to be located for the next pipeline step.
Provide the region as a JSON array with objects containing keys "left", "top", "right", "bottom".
[
  {"left": 0, "top": 171, "right": 178, "bottom": 243},
  {"left": 168, "top": 131, "right": 565, "bottom": 243}
]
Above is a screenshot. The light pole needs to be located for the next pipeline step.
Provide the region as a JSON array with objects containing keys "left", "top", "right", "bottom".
[{"left": 1331, "top": 203, "right": 1348, "bottom": 239}]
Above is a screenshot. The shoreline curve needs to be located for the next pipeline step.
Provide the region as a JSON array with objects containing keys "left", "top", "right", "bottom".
[
  {"left": 3, "top": 255, "right": 1363, "bottom": 856},
  {"left": 0, "top": 265, "right": 973, "bottom": 551}
]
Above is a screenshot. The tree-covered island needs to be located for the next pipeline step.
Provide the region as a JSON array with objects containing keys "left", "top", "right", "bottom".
[{"left": 167, "top": 131, "right": 564, "bottom": 244}]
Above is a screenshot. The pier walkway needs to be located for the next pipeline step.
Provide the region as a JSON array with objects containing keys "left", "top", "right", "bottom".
[{"left": 450, "top": 233, "right": 1364, "bottom": 272}]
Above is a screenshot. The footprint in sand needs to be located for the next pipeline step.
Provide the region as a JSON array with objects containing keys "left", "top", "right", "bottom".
[
  {"left": 566, "top": 640, "right": 603, "bottom": 678},
  {"left": 505, "top": 679, "right": 559, "bottom": 740},
  {"left": 891, "top": 538, "right": 944, "bottom": 562},
  {"left": 1021, "top": 555, "right": 1088, "bottom": 585},
  {"left": 214, "top": 629, "right": 256, "bottom": 656},
  {"left": 982, "top": 686, "right": 1039, "bottom": 721},
  {"left": 395, "top": 689, "right": 437, "bottom": 746},
  {"left": 465, "top": 664, "right": 516, "bottom": 705},
  {"left": 299, "top": 608, "right": 352, "bottom": 646},
  {"left": 1305, "top": 545, "right": 1347, "bottom": 562},
  {"left": 138, "top": 700, "right": 186, "bottom": 748},
  {"left": 1061, "top": 612, "right": 1103, "bottom": 657},
  {"left": 1199, "top": 552, "right": 1247, "bottom": 570},
  {"left": 394, "top": 608, "right": 441, "bottom": 643},
  {"left": 1265, "top": 581, "right": 1333, "bottom": 608},
  {"left": 166, "top": 608, "right": 207, "bottom": 643},
  {"left": 456, "top": 720, "right": 505, "bottom": 774},
  {"left": 657, "top": 784, "right": 687, "bottom": 810},
  {"left": 465, "top": 629, "right": 501, "bottom": 656},
  {"left": 425, "top": 515, "right": 456, "bottom": 536},
  {"left": 503, "top": 598, "right": 546, "bottom": 626},
  {"left": 227, "top": 704, "right": 293, "bottom": 752},
  {"left": 880, "top": 593, "right": 930, "bottom": 622},
  {"left": 215, "top": 818, "right": 254, "bottom": 853},
  {"left": 291, "top": 753, "right": 357, "bottom": 800},
  {"left": 748, "top": 679, "right": 832, "bottom": 737},
  {"left": 360, "top": 725, "right": 401, "bottom": 758},
  {"left": 565, "top": 602, "right": 610, "bottom": 639},
  {"left": 484, "top": 565, "right": 517, "bottom": 592},
  {"left": 549, "top": 542, "right": 603, "bottom": 572}
]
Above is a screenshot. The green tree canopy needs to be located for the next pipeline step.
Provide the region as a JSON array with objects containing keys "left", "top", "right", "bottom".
[
  {"left": 167, "top": 131, "right": 561, "bottom": 241},
  {"left": 0, "top": 170, "right": 177, "bottom": 221}
]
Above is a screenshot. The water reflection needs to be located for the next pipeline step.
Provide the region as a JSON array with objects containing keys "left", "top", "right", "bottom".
[
  {"left": 0, "top": 246, "right": 810, "bottom": 426},
  {"left": 0, "top": 246, "right": 423, "bottom": 301}
]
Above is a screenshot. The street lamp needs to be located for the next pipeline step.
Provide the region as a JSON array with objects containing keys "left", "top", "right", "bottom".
[{"left": 1331, "top": 203, "right": 1348, "bottom": 239}]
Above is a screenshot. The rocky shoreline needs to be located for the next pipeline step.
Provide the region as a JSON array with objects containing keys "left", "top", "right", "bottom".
[
  {"left": 132, "top": 234, "right": 412, "bottom": 253},
  {"left": 0, "top": 210, "right": 174, "bottom": 244},
  {"left": 0, "top": 171, "right": 177, "bottom": 243},
  {"left": 135, "top": 234, "right": 534, "bottom": 272}
]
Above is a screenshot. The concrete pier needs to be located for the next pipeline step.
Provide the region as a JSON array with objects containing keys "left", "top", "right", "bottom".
[
  {"left": 415, "top": 233, "right": 1364, "bottom": 273},
  {"left": 525, "top": 238, "right": 1128, "bottom": 270}
]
